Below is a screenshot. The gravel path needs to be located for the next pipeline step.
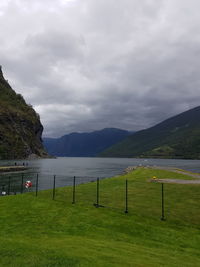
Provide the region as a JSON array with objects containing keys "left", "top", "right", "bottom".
[
  {"left": 151, "top": 178, "right": 200, "bottom": 184},
  {"left": 149, "top": 166, "right": 200, "bottom": 184},
  {"left": 148, "top": 166, "right": 200, "bottom": 179},
  {"left": 125, "top": 165, "right": 200, "bottom": 184}
]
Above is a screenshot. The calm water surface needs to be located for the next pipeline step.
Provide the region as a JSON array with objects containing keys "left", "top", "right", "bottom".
[{"left": 0, "top": 157, "right": 200, "bottom": 191}]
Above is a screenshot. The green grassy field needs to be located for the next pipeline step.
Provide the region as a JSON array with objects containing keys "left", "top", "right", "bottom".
[{"left": 0, "top": 167, "right": 200, "bottom": 266}]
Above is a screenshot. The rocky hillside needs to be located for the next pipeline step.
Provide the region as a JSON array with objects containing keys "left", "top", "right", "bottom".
[
  {"left": 0, "top": 66, "right": 48, "bottom": 159},
  {"left": 100, "top": 106, "right": 200, "bottom": 159},
  {"left": 43, "top": 128, "right": 132, "bottom": 157}
]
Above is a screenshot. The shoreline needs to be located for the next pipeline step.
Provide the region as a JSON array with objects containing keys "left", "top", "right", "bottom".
[{"left": 0, "top": 166, "right": 28, "bottom": 173}]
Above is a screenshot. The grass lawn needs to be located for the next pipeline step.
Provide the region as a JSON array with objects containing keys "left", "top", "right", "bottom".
[{"left": 0, "top": 167, "right": 200, "bottom": 266}]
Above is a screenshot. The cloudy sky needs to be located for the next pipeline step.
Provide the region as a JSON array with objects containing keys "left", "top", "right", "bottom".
[{"left": 1, "top": 0, "right": 200, "bottom": 137}]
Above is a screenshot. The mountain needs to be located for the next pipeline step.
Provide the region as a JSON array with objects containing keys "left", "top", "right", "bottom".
[
  {"left": 43, "top": 128, "right": 132, "bottom": 157},
  {"left": 99, "top": 106, "right": 200, "bottom": 159},
  {"left": 0, "top": 66, "right": 48, "bottom": 159}
]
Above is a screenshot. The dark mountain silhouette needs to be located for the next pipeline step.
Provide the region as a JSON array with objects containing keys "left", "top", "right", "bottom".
[{"left": 43, "top": 128, "right": 132, "bottom": 157}]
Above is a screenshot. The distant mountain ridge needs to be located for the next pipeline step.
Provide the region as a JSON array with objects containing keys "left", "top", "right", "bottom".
[
  {"left": 43, "top": 128, "right": 132, "bottom": 157},
  {"left": 100, "top": 106, "right": 200, "bottom": 159}
]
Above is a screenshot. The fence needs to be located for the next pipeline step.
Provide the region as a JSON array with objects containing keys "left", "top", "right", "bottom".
[{"left": 0, "top": 173, "right": 200, "bottom": 224}]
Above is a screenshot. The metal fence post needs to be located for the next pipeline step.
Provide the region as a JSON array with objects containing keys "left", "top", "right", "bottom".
[
  {"left": 52, "top": 175, "right": 56, "bottom": 200},
  {"left": 161, "top": 183, "right": 165, "bottom": 221},
  {"left": 96, "top": 178, "right": 99, "bottom": 207},
  {"left": 36, "top": 174, "right": 39, "bottom": 197},
  {"left": 72, "top": 176, "right": 76, "bottom": 204},
  {"left": 8, "top": 176, "right": 11, "bottom": 195},
  {"left": 21, "top": 173, "right": 24, "bottom": 194},
  {"left": 125, "top": 179, "right": 128, "bottom": 213}
]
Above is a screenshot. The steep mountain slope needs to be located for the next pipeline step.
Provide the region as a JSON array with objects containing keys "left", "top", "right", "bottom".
[
  {"left": 0, "top": 66, "right": 48, "bottom": 159},
  {"left": 43, "top": 128, "right": 132, "bottom": 157},
  {"left": 100, "top": 106, "right": 200, "bottom": 159}
]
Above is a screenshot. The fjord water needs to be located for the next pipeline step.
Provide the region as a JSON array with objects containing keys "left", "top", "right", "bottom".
[{"left": 0, "top": 157, "right": 200, "bottom": 191}]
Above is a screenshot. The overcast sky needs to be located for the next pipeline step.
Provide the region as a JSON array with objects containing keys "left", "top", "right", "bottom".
[{"left": 1, "top": 0, "right": 200, "bottom": 137}]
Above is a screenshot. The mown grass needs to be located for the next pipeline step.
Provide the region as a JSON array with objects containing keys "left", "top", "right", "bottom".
[{"left": 0, "top": 167, "right": 200, "bottom": 266}]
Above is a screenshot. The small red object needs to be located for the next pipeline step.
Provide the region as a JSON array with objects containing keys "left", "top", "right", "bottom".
[{"left": 25, "top": 180, "right": 32, "bottom": 189}]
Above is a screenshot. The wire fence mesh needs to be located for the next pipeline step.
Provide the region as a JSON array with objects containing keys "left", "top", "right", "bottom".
[{"left": 0, "top": 172, "right": 200, "bottom": 223}]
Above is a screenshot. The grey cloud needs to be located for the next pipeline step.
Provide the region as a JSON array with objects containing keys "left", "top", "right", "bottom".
[
  {"left": 0, "top": 0, "right": 200, "bottom": 137},
  {"left": 25, "top": 31, "right": 85, "bottom": 62}
]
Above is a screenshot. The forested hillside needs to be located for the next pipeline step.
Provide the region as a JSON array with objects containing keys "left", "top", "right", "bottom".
[{"left": 100, "top": 106, "right": 200, "bottom": 159}]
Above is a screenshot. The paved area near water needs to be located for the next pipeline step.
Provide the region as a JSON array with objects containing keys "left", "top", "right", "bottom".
[
  {"left": 151, "top": 178, "right": 200, "bottom": 184},
  {"left": 149, "top": 166, "right": 200, "bottom": 178},
  {"left": 0, "top": 166, "right": 27, "bottom": 173},
  {"left": 125, "top": 165, "right": 200, "bottom": 184},
  {"left": 149, "top": 166, "right": 200, "bottom": 183}
]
